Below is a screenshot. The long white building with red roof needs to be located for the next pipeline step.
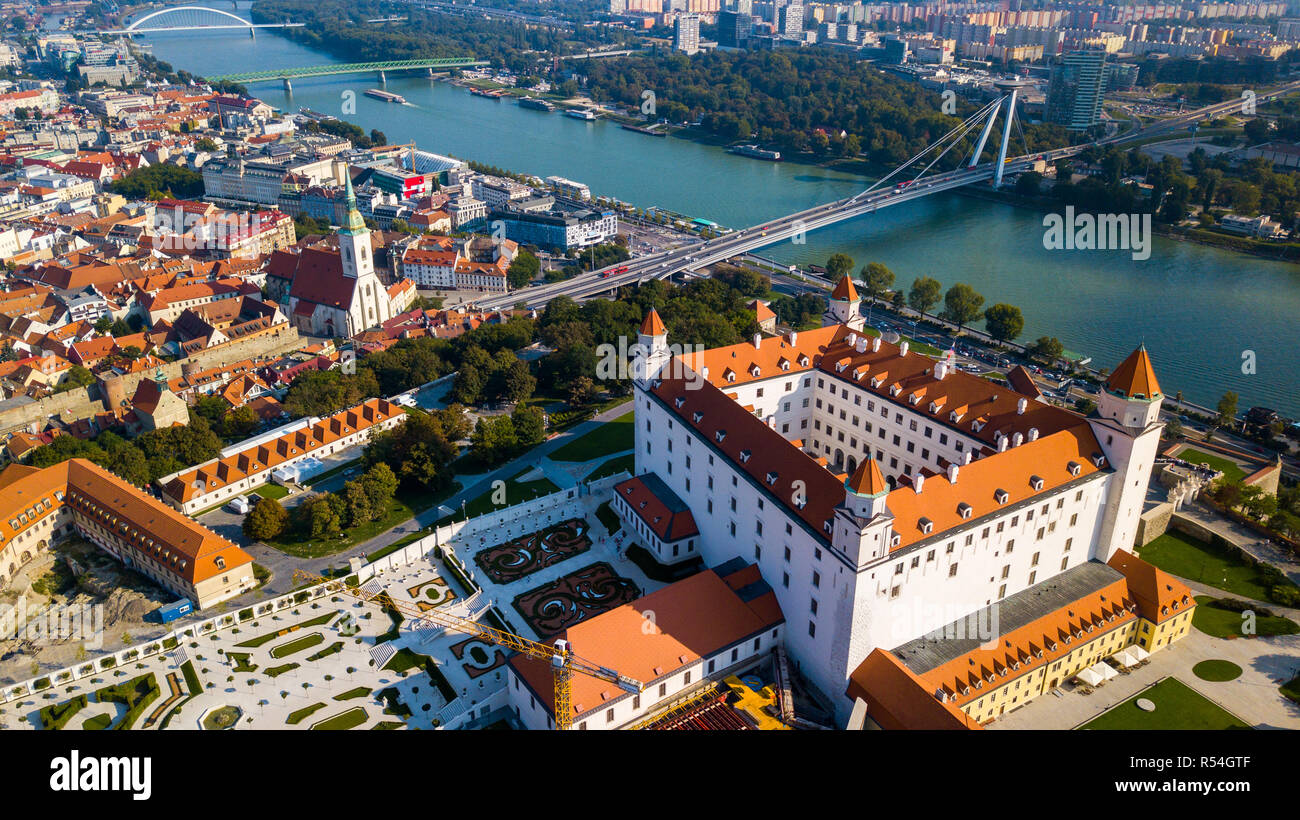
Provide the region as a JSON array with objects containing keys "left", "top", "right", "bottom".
[{"left": 624, "top": 280, "right": 1172, "bottom": 724}]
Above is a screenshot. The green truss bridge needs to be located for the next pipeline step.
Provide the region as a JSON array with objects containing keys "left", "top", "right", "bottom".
[{"left": 206, "top": 58, "right": 489, "bottom": 89}]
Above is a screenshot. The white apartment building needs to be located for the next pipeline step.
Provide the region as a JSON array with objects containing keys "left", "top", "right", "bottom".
[{"left": 626, "top": 280, "right": 1164, "bottom": 722}]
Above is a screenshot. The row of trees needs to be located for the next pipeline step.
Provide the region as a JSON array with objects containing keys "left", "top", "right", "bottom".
[{"left": 28, "top": 411, "right": 224, "bottom": 485}]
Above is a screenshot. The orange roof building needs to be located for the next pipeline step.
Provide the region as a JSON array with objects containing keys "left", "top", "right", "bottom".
[
  {"left": 0, "top": 459, "right": 254, "bottom": 609},
  {"left": 508, "top": 560, "right": 784, "bottom": 730},
  {"left": 159, "top": 398, "right": 405, "bottom": 514}
]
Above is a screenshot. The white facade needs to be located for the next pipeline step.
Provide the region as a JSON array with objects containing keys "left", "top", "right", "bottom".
[{"left": 630, "top": 327, "right": 1160, "bottom": 722}]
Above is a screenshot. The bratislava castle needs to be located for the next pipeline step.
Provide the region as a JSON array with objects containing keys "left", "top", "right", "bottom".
[{"left": 629, "top": 276, "right": 1174, "bottom": 724}]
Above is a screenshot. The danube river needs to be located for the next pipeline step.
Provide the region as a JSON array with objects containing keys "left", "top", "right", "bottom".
[{"left": 134, "top": 4, "right": 1300, "bottom": 415}]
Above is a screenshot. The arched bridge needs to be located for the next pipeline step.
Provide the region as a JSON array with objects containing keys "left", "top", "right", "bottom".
[{"left": 98, "top": 6, "right": 304, "bottom": 36}]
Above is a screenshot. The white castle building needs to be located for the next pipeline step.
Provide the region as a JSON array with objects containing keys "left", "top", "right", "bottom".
[{"left": 626, "top": 276, "right": 1166, "bottom": 722}]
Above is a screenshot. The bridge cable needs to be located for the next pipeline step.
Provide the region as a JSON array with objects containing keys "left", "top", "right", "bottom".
[{"left": 848, "top": 97, "right": 1002, "bottom": 205}]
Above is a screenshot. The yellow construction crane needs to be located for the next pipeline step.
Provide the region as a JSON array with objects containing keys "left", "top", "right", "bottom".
[{"left": 292, "top": 570, "right": 642, "bottom": 730}]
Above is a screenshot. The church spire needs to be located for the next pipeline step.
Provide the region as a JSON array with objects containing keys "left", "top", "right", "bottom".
[{"left": 340, "top": 172, "right": 367, "bottom": 236}]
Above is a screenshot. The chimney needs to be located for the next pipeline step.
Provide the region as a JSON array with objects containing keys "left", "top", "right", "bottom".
[
  {"left": 788, "top": 331, "right": 798, "bottom": 346},
  {"left": 856, "top": 336, "right": 868, "bottom": 353},
  {"left": 1028, "top": 427, "right": 1039, "bottom": 442},
  {"left": 998, "top": 435, "right": 1009, "bottom": 452},
  {"left": 701, "top": 366, "right": 709, "bottom": 380},
  {"left": 913, "top": 473, "right": 925, "bottom": 494},
  {"left": 1012, "top": 432, "right": 1024, "bottom": 447},
  {"left": 947, "top": 463, "right": 959, "bottom": 484},
  {"left": 871, "top": 336, "right": 881, "bottom": 352},
  {"left": 963, "top": 450, "right": 973, "bottom": 465},
  {"left": 753, "top": 333, "right": 762, "bottom": 350},
  {"left": 935, "top": 362, "right": 947, "bottom": 380},
  {"left": 899, "top": 341, "right": 909, "bottom": 357},
  {"left": 1017, "top": 397, "right": 1028, "bottom": 415},
  {"left": 847, "top": 332, "right": 857, "bottom": 348}
]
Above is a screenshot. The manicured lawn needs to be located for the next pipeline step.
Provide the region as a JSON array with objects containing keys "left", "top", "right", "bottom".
[
  {"left": 1192, "top": 660, "right": 1243, "bottom": 682},
  {"left": 1191, "top": 596, "right": 1300, "bottom": 639},
  {"left": 433, "top": 471, "right": 560, "bottom": 527},
  {"left": 586, "top": 453, "right": 634, "bottom": 482},
  {"left": 1177, "top": 447, "right": 1247, "bottom": 482},
  {"left": 1079, "top": 678, "right": 1249, "bottom": 730},
  {"left": 311, "top": 707, "right": 369, "bottom": 730},
  {"left": 306, "top": 641, "right": 344, "bottom": 662},
  {"left": 228, "top": 653, "right": 258, "bottom": 673},
  {"left": 286, "top": 703, "right": 326, "bottom": 725},
  {"left": 265, "top": 497, "right": 420, "bottom": 559},
  {"left": 334, "top": 687, "right": 372, "bottom": 701},
  {"left": 265, "top": 663, "right": 300, "bottom": 677},
  {"left": 253, "top": 483, "right": 290, "bottom": 501},
  {"left": 1137, "top": 531, "right": 1286, "bottom": 601},
  {"left": 549, "top": 412, "right": 633, "bottom": 462},
  {"left": 1282, "top": 675, "right": 1300, "bottom": 704},
  {"left": 270, "top": 632, "right": 325, "bottom": 660}
]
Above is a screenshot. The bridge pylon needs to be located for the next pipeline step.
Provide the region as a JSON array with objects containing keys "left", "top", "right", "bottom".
[{"left": 991, "top": 78, "right": 1030, "bottom": 189}]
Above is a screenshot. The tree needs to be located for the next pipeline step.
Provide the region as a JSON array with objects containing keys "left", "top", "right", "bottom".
[
  {"left": 568, "top": 375, "right": 596, "bottom": 407},
  {"left": 983, "top": 303, "right": 1024, "bottom": 343},
  {"left": 907, "top": 276, "right": 942, "bottom": 316},
  {"left": 825, "top": 253, "right": 854, "bottom": 281},
  {"left": 1014, "top": 171, "right": 1042, "bottom": 196},
  {"left": 243, "top": 497, "right": 287, "bottom": 541},
  {"left": 941, "top": 284, "right": 985, "bottom": 333},
  {"left": 859, "top": 262, "right": 894, "bottom": 303},
  {"left": 342, "top": 480, "right": 373, "bottom": 526},
  {"left": 1216, "top": 391, "right": 1239, "bottom": 428},
  {"left": 507, "top": 251, "right": 541, "bottom": 289},
  {"left": 512, "top": 405, "right": 545, "bottom": 448},
  {"left": 360, "top": 463, "right": 398, "bottom": 514},
  {"left": 1029, "top": 336, "right": 1064, "bottom": 364},
  {"left": 470, "top": 416, "right": 518, "bottom": 465},
  {"left": 305, "top": 495, "right": 342, "bottom": 539}
]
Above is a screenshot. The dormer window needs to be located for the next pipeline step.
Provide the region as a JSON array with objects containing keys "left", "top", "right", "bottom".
[
  {"left": 1067, "top": 461, "right": 1081, "bottom": 476},
  {"left": 890, "top": 533, "right": 901, "bottom": 547},
  {"left": 994, "top": 489, "right": 1009, "bottom": 504},
  {"left": 949, "top": 410, "right": 962, "bottom": 423},
  {"left": 1029, "top": 475, "right": 1044, "bottom": 491},
  {"left": 739, "top": 449, "right": 752, "bottom": 463},
  {"left": 715, "top": 430, "right": 727, "bottom": 443},
  {"left": 957, "top": 502, "right": 972, "bottom": 519},
  {"left": 908, "top": 393, "right": 919, "bottom": 405},
  {"left": 748, "top": 363, "right": 760, "bottom": 377},
  {"left": 674, "top": 396, "right": 685, "bottom": 409},
  {"left": 1091, "top": 453, "right": 1107, "bottom": 468},
  {"left": 918, "top": 517, "right": 934, "bottom": 534},
  {"left": 971, "top": 420, "right": 984, "bottom": 433},
  {"left": 765, "top": 471, "right": 779, "bottom": 485},
  {"left": 889, "top": 385, "right": 900, "bottom": 397},
  {"left": 870, "top": 376, "right": 882, "bottom": 388},
  {"left": 798, "top": 355, "right": 809, "bottom": 366}
]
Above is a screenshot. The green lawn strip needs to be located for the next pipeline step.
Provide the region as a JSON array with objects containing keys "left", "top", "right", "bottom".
[
  {"left": 235, "top": 612, "right": 337, "bottom": 649},
  {"left": 595, "top": 500, "right": 621, "bottom": 535},
  {"left": 269, "top": 632, "right": 325, "bottom": 660},
  {"left": 371, "top": 720, "right": 405, "bottom": 730},
  {"left": 1079, "top": 678, "right": 1250, "bottom": 730},
  {"left": 365, "top": 529, "right": 427, "bottom": 563},
  {"left": 286, "top": 702, "right": 326, "bottom": 725},
  {"left": 1190, "top": 596, "right": 1300, "bottom": 638},
  {"left": 1192, "top": 660, "right": 1243, "bottom": 681},
  {"left": 1282, "top": 675, "right": 1300, "bottom": 704},
  {"left": 1177, "top": 447, "right": 1248, "bottom": 482},
  {"left": 180, "top": 661, "right": 202, "bottom": 696},
  {"left": 82, "top": 713, "right": 113, "bottom": 730},
  {"left": 1137, "top": 531, "right": 1295, "bottom": 601},
  {"left": 254, "top": 483, "right": 290, "bottom": 501},
  {"left": 586, "top": 453, "right": 634, "bottom": 482},
  {"left": 548, "top": 412, "right": 633, "bottom": 461},
  {"left": 39, "top": 695, "right": 88, "bottom": 730},
  {"left": 307, "top": 641, "right": 344, "bottom": 662},
  {"left": 333, "top": 686, "right": 372, "bottom": 701},
  {"left": 265, "top": 662, "right": 300, "bottom": 677},
  {"left": 432, "top": 472, "right": 560, "bottom": 527},
  {"left": 310, "top": 706, "right": 368, "bottom": 730}
]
